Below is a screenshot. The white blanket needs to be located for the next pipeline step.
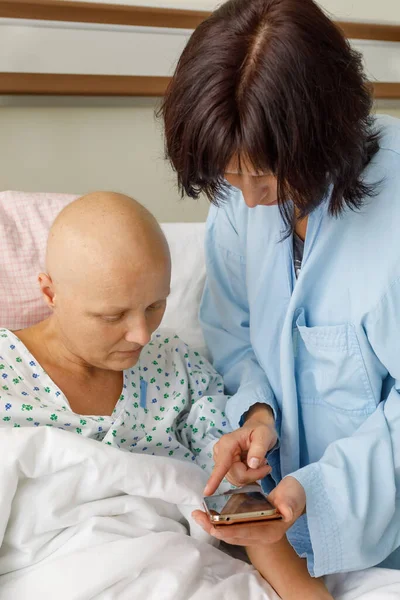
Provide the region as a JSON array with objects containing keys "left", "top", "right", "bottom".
[{"left": 0, "top": 427, "right": 399, "bottom": 600}]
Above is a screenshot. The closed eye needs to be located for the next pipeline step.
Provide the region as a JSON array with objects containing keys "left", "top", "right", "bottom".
[
  {"left": 146, "top": 301, "right": 166, "bottom": 312},
  {"left": 102, "top": 313, "right": 125, "bottom": 323}
]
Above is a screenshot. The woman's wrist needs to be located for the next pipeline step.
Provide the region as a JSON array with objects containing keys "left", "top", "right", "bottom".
[{"left": 244, "top": 402, "right": 275, "bottom": 427}]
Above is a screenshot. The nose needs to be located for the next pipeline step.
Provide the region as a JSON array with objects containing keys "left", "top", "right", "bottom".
[
  {"left": 239, "top": 178, "right": 269, "bottom": 208},
  {"left": 125, "top": 315, "right": 151, "bottom": 347}
]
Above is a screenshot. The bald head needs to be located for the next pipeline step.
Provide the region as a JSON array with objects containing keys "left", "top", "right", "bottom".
[
  {"left": 38, "top": 192, "right": 171, "bottom": 370},
  {"left": 46, "top": 192, "right": 170, "bottom": 287}
]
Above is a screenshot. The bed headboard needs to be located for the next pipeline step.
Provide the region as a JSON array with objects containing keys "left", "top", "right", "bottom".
[{"left": 0, "top": 0, "right": 400, "bottom": 98}]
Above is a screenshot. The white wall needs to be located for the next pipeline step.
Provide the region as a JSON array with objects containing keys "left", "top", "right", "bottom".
[
  {"left": 0, "top": 23, "right": 191, "bottom": 76},
  {"left": 317, "top": 0, "right": 400, "bottom": 23},
  {"left": 0, "top": 98, "right": 210, "bottom": 222}
]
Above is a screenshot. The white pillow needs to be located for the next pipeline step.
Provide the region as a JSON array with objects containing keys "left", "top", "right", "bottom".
[{"left": 161, "top": 223, "right": 208, "bottom": 357}]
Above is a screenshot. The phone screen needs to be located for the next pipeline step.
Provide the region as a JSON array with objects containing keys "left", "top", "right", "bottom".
[{"left": 203, "top": 485, "right": 276, "bottom": 517}]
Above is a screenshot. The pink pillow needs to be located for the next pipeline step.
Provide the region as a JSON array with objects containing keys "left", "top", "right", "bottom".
[{"left": 0, "top": 191, "right": 78, "bottom": 330}]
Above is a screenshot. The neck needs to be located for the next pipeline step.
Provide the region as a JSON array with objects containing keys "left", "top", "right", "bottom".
[
  {"left": 294, "top": 210, "right": 308, "bottom": 241},
  {"left": 18, "top": 317, "right": 97, "bottom": 378}
]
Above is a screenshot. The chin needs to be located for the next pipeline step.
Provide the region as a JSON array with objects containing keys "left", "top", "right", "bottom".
[
  {"left": 102, "top": 348, "right": 142, "bottom": 371},
  {"left": 112, "top": 355, "right": 141, "bottom": 371},
  {"left": 126, "top": 356, "right": 140, "bottom": 368}
]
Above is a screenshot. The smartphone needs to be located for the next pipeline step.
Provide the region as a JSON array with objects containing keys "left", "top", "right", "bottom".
[{"left": 203, "top": 484, "right": 281, "bottom": 525}]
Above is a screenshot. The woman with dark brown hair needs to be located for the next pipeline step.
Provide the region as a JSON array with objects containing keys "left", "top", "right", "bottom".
[{"left": 161, "top": 0, "right": 400, "bottom": 598}]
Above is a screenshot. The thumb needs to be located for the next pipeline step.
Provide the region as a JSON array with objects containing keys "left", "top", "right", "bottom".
[
  {"left": 272, "top": 495, "right": 294, "bottom": 523},
  {"left": 246, "top": 427, "right": 271, "bottom": 470},
  {"left": 268, "top": 477, "right": 306, "bottom": 523}
]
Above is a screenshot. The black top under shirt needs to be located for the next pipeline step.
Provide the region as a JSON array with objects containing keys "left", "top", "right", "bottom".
[{"left": 293, "top": 233, "right": 305, "bottom": 279}]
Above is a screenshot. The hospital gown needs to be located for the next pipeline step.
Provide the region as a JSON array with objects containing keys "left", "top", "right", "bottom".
[{"left": 0, "top": 329, "right": 231, "bottom": 472}]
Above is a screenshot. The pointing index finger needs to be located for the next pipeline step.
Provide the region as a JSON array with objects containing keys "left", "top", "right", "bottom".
[{"left": 203, "top": 444, "right": 236, "bottom": 496}]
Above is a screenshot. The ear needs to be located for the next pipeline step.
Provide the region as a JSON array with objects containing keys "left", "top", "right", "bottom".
[{"left": 38, "top": 273, "right": 56, "bottom": 309}]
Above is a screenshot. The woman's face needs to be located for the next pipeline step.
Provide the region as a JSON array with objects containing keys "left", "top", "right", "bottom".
[
  {"left": 41, "top": 252, "right": 170, "bottom": 373},
  {"left": 225, "top": 156, "right": 278, "bottom": 208}
]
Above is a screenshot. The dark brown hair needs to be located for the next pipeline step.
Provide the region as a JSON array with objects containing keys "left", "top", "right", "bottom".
[{"left": 160, "top": 0, "right": 380, "bottom": 227}]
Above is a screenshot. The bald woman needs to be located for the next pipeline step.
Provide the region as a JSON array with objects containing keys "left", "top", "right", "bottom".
[
  {"left": 0, "top": 193, "right": 333, "bottom": 597},
  {"left": 0, "top": 192, "right": 231, "bottom": 465}
]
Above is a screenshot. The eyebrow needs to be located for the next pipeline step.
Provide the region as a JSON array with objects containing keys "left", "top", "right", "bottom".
[
  {"left": 89, "top": 308, "right": 127, "bottom": 316},
  {"left": 90, "top": 295, "right": 170, "bottom": 316}
]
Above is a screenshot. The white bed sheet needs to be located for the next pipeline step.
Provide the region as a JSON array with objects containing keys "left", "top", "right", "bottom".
[{"left": 0, "top": 427, "right": 399, "bottom": 599}]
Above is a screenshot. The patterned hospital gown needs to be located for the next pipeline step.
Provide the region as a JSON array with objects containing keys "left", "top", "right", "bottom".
[{"left": 0, "top": 329, "right": 232, "bottom": 472}]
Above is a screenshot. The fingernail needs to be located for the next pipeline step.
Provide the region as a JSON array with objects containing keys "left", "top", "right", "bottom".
[
  {"left": 286, "top": 507, "right": 294, "bottom": 521},
  {"left": 248, "top": 458, "right": 260, "bottom": 469}
]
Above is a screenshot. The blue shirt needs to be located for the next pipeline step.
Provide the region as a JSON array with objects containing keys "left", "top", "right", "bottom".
[{"left": 200, "top": 114, "right": 400, "bottom": 577}]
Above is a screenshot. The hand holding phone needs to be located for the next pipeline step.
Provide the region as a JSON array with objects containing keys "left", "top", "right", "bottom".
[{"left": 203, "top": 484, "right": 282, "bottom": 525}]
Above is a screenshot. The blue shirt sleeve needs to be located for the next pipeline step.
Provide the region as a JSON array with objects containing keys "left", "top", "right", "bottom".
[
  {"left": 291, "top": 276, "right": 400, "bottom": 577},
  {"left": 199, "top": 199, "right": 281, "bottom": 434}
]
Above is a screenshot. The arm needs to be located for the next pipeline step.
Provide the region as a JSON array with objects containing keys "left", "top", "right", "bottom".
[
  {"left": 248, "top": 540, "right": 333, "bottom": 600},
  {"left": 292, "top": 277, "right": 400, "bottom": 576},
  {"left": 200, "top": 200, "right": 280, "bottom": 433}
]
